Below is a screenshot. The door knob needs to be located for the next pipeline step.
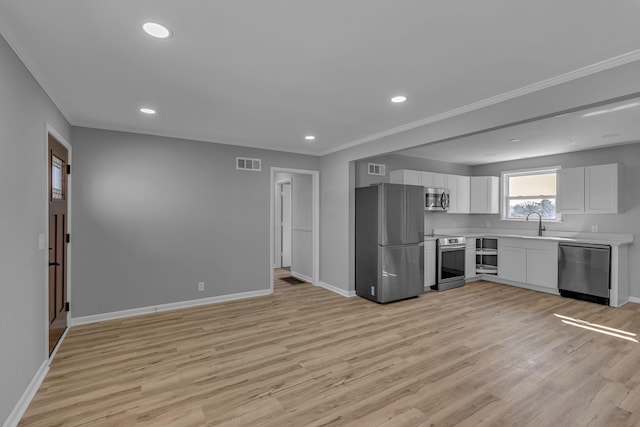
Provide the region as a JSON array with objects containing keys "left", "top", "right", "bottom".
[{"left": 49, "top": 262, "right": 60, "bottom": 266}]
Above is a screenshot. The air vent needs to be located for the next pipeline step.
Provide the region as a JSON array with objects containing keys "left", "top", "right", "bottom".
[
  {"left": 368, "top": 163, "right": 386, "bottom": 176},
  {"left": 236, "top": 157, "right": 262, "bottom": 171}
]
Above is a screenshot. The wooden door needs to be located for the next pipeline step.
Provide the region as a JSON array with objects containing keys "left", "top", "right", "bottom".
[{"left": 48, "top": 134, "right": 68, "bottom": 354}]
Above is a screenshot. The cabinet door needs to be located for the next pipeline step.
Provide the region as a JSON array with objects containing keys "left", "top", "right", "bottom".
[
  {"left": 465, "top": 238, "right": 476, "bottom": 279},
  {"left": 421, "top": 171, "right": 434, "bottom": 188},
  {"left": 498, "top": 244, "right": 526, "bottom": 282},
  {"left": 470, "top": 177, "right": 488, "bottom": 213},
  {"left": 526, "top": 247, "right": 558, "bottom": 289},
  {"left": 433, "top": 173, "right": 447, "bottom": 189},
  {"left": 557, "top": 167, "right": 585, "bottom": 213},
  {"left": 422, "top": 172, "right": 447, "bottom": 189},
  {"left": 390, "top": 169, "right": 422, "bottom": 185},
  {"left": 448, "top": 175, "right": 470, "bottom": 214},
  {"left": 471, "top": 177, "right": 499, "bottom": 214},
  {"left": 425, "top": 240, "right": 436, "bottom": 287},
  {"left": 585, "top": 163, "right": 620, "bottom": 213}
]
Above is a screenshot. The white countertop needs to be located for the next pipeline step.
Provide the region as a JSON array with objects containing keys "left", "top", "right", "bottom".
[{"left": 427, "top": 228, "right": 634, "bottom": 246}]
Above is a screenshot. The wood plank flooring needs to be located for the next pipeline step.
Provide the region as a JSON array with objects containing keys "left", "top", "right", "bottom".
[{"left": 19, "top": 275, "right": 640, "bottom": 426}]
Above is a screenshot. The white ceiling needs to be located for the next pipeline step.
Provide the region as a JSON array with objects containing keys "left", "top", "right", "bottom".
[
  {"left": 1, "top": 1, "right": 640, "bottom": 156},
  {"left": 398, "top": 96, "right": 640, "bottom": 165}
]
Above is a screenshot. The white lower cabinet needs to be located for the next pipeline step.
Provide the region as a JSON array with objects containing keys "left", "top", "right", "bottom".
[
  {"left": 497, "top": 237, "right": 557, "bottom": 289},
  {"left": 465, "top": 238, "right": 476, "bottom": 279},
  {"left": 425, "top": 240, "right": 436, "bottom": 288},
  {"left": 526, "top": 247, "right": 558, "bottom": 289},
  {"left": 497, "top": 243, "right": 526, "bottom": 283}
]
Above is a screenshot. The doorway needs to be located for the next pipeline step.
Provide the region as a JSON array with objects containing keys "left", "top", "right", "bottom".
[
  {"left": 47, "top": 132, "right": 69, "bottom": 354},
  {"left": 270, "top": 168, "right": 319, "bottom": 292}
]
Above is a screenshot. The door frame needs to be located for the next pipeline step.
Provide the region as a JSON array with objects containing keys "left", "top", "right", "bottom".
[
  {"left": 270, "top": 168, "right": 319, "bottom": 292},
  {"left": 44, "top": 123, "right": 72, "bottom": 360},
  {"left": 275, "top": 178, "right": 292, "bottom": 268}
]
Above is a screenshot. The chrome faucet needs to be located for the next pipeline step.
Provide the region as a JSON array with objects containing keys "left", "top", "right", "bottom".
[{"left": 526, "top": 211, "right": 546, "bottom": 236}]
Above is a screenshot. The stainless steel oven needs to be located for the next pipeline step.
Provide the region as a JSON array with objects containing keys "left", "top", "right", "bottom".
[{"left": 433, "top": 236, "right": 466, "bottom": 291}]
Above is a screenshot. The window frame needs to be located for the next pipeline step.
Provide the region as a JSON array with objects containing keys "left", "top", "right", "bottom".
[{"left": 501, "top": 166, "right": 562, "bottom": 222}]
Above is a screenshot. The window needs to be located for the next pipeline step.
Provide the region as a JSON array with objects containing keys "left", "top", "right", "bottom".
[{"left": 502, "top": 167, "right": 560, "bottom": 220}]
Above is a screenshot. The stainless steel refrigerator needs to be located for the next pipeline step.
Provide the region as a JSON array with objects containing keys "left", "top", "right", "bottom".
[{"left": 355, "top": 183, "right": 424, "bottom": 303}]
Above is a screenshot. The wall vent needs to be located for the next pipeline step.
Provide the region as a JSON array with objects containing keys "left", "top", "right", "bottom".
[
  {"left": 368, "top": 163, "right": 386, "bottom": 176},
  {"left": 236, "top": 157, "right": 262, "bottom": 171}
]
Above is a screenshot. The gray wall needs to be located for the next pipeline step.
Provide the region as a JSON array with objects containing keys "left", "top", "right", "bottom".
[
  {"left": 0, "top": 34, "right": 71, "bottom": 424},
  {"left": 70, "top": 127, "right": 319, "bottom": 317},
  {"left": 470, "top": 142, "right": 640, "bottom": 296}
]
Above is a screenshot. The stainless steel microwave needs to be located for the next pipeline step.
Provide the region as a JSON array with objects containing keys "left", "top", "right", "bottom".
[{"left": 425, "top": 187, "right": 449, "bottom": 211}]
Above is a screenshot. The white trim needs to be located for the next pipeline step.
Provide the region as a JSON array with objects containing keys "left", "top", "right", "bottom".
[
  {"left": 501, "top": 165, "right": 562, "bottom": 222},
  {"left": 480, "top": 275, "right": 560, "bottom": 296},
  {"left": 316, "top": 281, "right": 357, "bottom": 298},
  {"left": 629, "top": 297, "right": 640, "bottom": 304},
  {"left": 291, "top": 271, "right": 313, "bottom": 283},
  {"left": 2, "top": 361, "right": 49, "bottom": 427},
  {"left": 270, "top": 168, "right": 320, "bottom": 294},
  {"left": 70, "top": 289, "right": 272, "bottom": 326},
  {"left": 320, "top": 49, "right": 640, "bottom": 156},
  {"left": 44, "top": 123, "right": 72, "bottom": 361}
]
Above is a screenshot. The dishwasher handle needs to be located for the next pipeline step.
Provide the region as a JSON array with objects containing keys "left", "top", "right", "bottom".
[{"left": 559, "top": 242, "right": 611, "bottom": 251}]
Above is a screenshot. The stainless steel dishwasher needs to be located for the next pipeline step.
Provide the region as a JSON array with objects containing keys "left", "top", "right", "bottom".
[{"left": 558, "top": 242, "right": 611, "bottom": 305}]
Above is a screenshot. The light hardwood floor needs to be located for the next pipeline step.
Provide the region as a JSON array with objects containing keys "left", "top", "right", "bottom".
[{"left": 19, "top": 275, "right": 640, "bottom": 426}]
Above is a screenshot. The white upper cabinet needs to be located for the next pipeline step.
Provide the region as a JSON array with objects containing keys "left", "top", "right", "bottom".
[
  {"left": 586, "top": 164, "right": 623, "bottom": 213},
  {"left": 389, "top": 169, "right": 422, "bottom": 186},
  {"left": 557, "top": 163, "right": 622, "bottom": 214},
  {"left": 470, "top": 176, "right": 499, "bottom": 214},
  {"left": 390, "top": 169, "right": 447, "bottom": 188},
  {"left": 556, "top": 167, "right": 585, "bottom": 213},
  {"left": 422, "top": 171, "right": 447, "bottom": 188},
  {"left": 447, "top": 174, "right": 470, "bottom": 214}
]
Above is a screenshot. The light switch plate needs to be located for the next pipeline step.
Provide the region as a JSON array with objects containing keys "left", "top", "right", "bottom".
[{"left": 38, "top": 234, "right": 45, "bottom": 251}]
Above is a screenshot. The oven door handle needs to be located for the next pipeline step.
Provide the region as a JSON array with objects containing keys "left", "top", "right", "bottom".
[{"left": 439, "top": 245, "right": 466, "bottom": 251}]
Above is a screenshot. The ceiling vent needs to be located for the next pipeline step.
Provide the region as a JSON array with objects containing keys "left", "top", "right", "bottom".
[
  {"left": 236, "top": 157, "right": 262, "bottom": 171},
  {"left": 368, "top": 163, "right": 386, "bottom": 176}
]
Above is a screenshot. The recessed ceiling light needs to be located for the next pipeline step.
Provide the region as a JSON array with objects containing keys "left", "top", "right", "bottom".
[
  {"left": 602, "top": 133, "right": 620, "bottom": 138},
  {"left": 305, "top": 135, "right": 316, "bottom": 141},
  {"left": 391, "top": 96, "right": 407, "bottom": 103},
  {"left": 509, "top": 138, "right": 521, "bottom": 143},
  {"left": 143, "top": 22, "right": 171, "bottom": 38},
  {"left": 140, "top": 107, "right": 156, "bottom": 115}
]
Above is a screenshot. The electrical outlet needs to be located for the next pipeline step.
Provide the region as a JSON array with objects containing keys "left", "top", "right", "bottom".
[
  {"left": 591, "top": 225, "right": 599, "bottom": 233},
  {"left": 486, "top": 221, "right": 491, "bottom": 228},
  {"left": 198, "top": 282, "right": 205, "bottom": 292}
]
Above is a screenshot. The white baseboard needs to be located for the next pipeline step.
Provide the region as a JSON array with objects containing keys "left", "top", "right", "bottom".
[
  {"left": 3, "top": 360, "right": 49, "bottom": 427},
  {"left": 70, "top": 289, "right": 273, "bottom": 326},
  {"left": 480, "top": 275, "right": 560, "bottom": 296},
  {"left": 317, "top": 281, "right": 356, "bottom": 298},
  {"left": 629, "top": 296, "right": 640, "bottom": 304},
  {"left": 291, "top": 271, "right": 313, "bottom": 283}
]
